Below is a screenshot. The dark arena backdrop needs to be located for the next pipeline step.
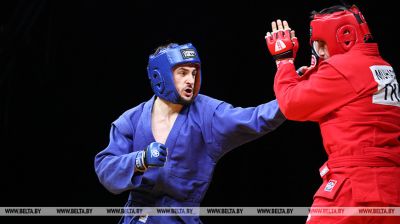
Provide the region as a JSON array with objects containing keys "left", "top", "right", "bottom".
[{"left": 1, "top": 0, "right": 398, "bottom": 223}]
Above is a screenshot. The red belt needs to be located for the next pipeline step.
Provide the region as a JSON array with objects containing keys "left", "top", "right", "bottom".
[
  {"left": 328, "top": 154, "right": 400, "bottom": 168},
  {"left": 319, "top": 153, "right": 400, "bottom": 178}
]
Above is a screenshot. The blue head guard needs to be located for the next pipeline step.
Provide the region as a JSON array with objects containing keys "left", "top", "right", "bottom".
[{"left": 147, "top": 43, "right": 201, "bottom": 104}]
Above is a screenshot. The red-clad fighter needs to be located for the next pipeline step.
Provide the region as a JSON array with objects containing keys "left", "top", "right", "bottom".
[{"left": 265, "top": 4, "right": 400, "bottom": 224}]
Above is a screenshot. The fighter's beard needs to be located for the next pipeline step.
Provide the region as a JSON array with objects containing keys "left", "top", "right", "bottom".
[{"left": 177, "top": 95, "right": 195, "bottom": 105}]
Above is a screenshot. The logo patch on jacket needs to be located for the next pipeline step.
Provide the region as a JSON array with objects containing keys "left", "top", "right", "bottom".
[{"left": 324, "top": 179, "right": 337, "bottom": 192}]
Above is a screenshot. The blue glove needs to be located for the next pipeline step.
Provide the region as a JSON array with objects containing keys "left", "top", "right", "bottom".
[{"left": 135, "top": 142, "right": 168, "bottom": 172}]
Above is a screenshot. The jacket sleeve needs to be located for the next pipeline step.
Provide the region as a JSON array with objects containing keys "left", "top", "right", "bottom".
[
  {"left": 274, "top": 61, "right": 356, "bottom": 121},
  {"left": 208, "top": 99, "right": 286, "bottom": 160},
  {"left": 94, "top": 114, "right": 143, "bottom": 195}
]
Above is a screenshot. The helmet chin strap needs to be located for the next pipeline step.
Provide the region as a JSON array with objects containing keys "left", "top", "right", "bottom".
[{"left": 311, "top": 41, "right": 328, "bottom": 67}]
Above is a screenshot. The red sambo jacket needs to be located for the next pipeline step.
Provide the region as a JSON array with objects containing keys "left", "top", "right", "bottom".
[{"left": 274, "top": 43, "right": 400, "bottom": 205}]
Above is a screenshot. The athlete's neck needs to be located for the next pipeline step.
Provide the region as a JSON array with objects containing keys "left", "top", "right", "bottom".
[{"left": 153, "top": 97, "right": 183, "bottom": 118}]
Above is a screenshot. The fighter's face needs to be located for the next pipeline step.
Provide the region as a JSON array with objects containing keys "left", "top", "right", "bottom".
[
  {"left": 313, "top": 40, "right": 330, "bottom": 59},
  {"left": 173, "top": 64, "right": 198, "bottom": 104}
]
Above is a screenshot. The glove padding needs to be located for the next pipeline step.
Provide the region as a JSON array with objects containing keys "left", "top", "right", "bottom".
[
  {"left": 135, "top": 142, "right": 168, "bottom": 172},
  {"left": 265, "top": 20, "right": 298, "bottom": 61}
]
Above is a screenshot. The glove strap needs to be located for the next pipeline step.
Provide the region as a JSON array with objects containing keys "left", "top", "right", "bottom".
[
  {"left": 273, "top": 50, "right": 294, "bottom": 60},
  {"left": 135, "top": 151, "right": 148, "bottom": 172}
]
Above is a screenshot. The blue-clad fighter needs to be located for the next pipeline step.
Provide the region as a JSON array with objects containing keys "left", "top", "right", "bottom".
[{"left": 94, "top": 43, "right": 285, "bottom": 224}]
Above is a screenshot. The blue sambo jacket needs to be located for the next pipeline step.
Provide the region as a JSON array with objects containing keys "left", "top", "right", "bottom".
[{"left": 95, "top": 94, "right": 285, "bottom": 223}]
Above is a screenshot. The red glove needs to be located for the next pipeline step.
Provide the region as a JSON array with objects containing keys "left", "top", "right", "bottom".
[{"left": 265, "top": 20, "right": 298, "bottom": 61}]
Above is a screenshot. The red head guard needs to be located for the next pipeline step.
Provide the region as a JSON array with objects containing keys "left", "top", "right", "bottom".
[{"left": 310, "top": 5, "right": 372, "bottom": 56}]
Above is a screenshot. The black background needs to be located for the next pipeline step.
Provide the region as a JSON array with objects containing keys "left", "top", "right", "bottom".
[{"left": 1, "top": 0, "right": 398, "bottom": 223}]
